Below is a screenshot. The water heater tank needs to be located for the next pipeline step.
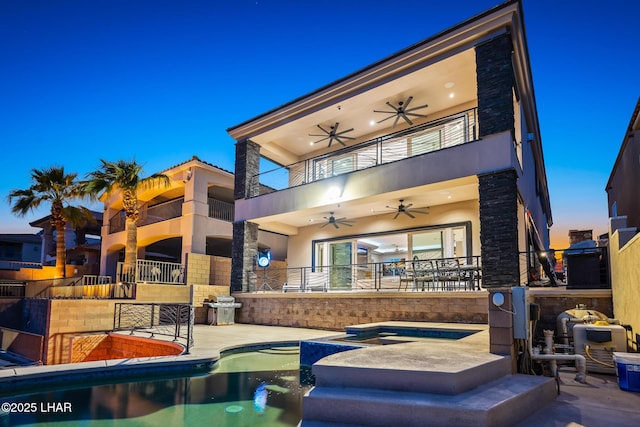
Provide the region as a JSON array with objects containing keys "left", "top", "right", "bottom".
[{"left": 573, "top": 324, "right": 627, "bottom": 374}]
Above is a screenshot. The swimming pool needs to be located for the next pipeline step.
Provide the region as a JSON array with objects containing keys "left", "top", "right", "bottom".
[{"left": 1, "top": 346, "right": 309, "bottom": 426}]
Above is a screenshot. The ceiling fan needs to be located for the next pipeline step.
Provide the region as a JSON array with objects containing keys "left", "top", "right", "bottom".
[
  {"left": 385, "top": 200, "right": 429, "bottom": 219},
  {"left": 374, "top": 96, "right": 429, "bottom": 128},
  {"left": 309, "top": 122, "right": 355, "bottom": 147},
  {"left": 321, "top": 212, "right": 355, "bottom": 229}
]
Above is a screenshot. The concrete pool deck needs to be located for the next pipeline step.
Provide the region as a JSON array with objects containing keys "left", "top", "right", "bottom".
[{"left": 2, "top": 323, "right": 639, "bottom": 425}]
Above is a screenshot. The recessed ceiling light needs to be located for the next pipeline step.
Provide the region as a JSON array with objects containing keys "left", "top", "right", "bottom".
[
  {"left": 449, "top": 93, "right": 455, "bottom": 99},
  {"left": 369, "top": 120, "right": 375, "bottom": 126},
  {"left": 444, "top": 82, "right": 455, "bottom": 89},
  {"left": 309, "top": 141, "right": 314, "bottom": 146}
]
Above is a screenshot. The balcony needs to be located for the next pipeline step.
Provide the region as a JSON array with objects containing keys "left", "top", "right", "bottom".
[
  {"left": 109, "top": 197, "right": 233, "bottom": 234},
  {"left": 251, "top": 108, "right": 478, "bottom": 197}
]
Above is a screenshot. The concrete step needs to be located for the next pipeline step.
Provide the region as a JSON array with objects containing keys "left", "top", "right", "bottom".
[
  {"left": 302, "top": 374, "right": 557, "bottom": 427},
  {"left": 313, "top": 341, "right": 512, "bottom": 394}
]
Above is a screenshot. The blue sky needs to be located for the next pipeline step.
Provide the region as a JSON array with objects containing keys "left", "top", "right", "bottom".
[{"left": 1, "top": 0, "right": 638, "bottom": 248}]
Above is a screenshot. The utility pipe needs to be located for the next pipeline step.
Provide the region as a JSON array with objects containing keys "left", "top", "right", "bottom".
[{"left": 530, "top": 329, "right": 587, "bottom": 383}]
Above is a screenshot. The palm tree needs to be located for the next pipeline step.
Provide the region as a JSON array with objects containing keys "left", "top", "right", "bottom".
[
  {"left": 84, "top": 159, "right": 170, "bottom": 281},
  {"left": 8, "top": 166, "right": 90, "bottom": 279}
]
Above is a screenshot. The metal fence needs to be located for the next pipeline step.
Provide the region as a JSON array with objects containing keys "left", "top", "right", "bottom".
[
  {"left": 113, "top": 303, "right": 194, "bottom": 353},
  {"left": 117, "top": 259, "right": 185, "bottom": 285},
  {"left": 0, "top": 261, "right": 42, "bottom": 271},
  {"left": 250, "top": 108, "right": 478, "bottom": 196},
  {"left": 255, "top": 256, "right": 482, "bottom": 293},
  {"left": 0, "top": 282, "right": 26, "bottom": 298}
]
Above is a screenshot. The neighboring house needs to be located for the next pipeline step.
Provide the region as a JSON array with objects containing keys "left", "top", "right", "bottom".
[
  {"left": 607, "top": 98, "right": 640, "bottom": 230},
  {"left": 98, "top": 156, "right": 286, "bottom": 280},
  {"left": 29, "top": 211, "right": 102, "bottom": 274},
  {"left": 606, "top": 98, "right": 640, "bottom": 340},
  {"left": 0, "top": 234, "right": 41, "bottom": 267},
  {"left": 228, "top": 0, "right": 552, "bottom": 292}
]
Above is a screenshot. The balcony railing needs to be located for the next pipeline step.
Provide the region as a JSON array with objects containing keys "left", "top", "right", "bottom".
[
  {"left": 253, "top": 255, "right": 482, "bottom": 293},
  {"left": 109, "top": 197, "right": 234, "bottom": 233},
  {"left": 117, "top": 259, "right": 185, "bottom": 285},
  {"left": 109, "top": 198, "right": 183, "bottom": 234},
  {"left": 249, "top": 108, "right": 478, "bottom": 197},
  {"left": 208, "top": 198, "right": 234, "bottom": 222}
]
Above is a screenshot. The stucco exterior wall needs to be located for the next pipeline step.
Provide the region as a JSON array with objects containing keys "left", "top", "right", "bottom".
[{"left": 609, "top": 229, "right": 640, "bottom": 335}]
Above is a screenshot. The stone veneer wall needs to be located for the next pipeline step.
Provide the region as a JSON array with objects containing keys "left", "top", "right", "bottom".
[
  {"left": 232, "top": 293, "right": 488, "bottom": 331},
  {"left": 70, "top": 333, "right": 183, "bottom": 363}
]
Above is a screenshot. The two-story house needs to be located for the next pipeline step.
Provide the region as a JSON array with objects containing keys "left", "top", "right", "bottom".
[
  {"left": 228, "top": 0, "right": 552, "bottom": 295},
  {"left": 99, "top": 156, "right": 287, "bottom": 282}
]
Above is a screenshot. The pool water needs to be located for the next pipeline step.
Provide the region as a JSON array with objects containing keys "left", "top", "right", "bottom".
[{"left": 2, "top": 346, "right": 310, "bottom": 427}]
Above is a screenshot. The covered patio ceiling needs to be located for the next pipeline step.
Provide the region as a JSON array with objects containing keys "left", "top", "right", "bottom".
[{"left": 246, "top": 48, "right": 477, "bottom": 167}]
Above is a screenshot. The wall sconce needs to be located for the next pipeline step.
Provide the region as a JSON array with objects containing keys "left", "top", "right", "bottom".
[{"left": 183, "top": 168, "right": 192, "bottom": 183}]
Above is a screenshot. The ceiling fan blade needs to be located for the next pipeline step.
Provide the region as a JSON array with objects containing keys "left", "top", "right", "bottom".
[
  {"left": 342, "top": 222, "right": 353, "bottom": 227},
  {"left": 320, "top": 222, "right": 330, "bottom": 228},
  {"left": 376, "top": 115, "right": 396, "bottom": 124},
  {"left": 403, "top": 96, "right": 414, "bottom": 109},
  {"left": 400, "top": 113, "right": 414, "bottom": 125},
  {"left": 393, "top": 211, "right": 400, "bottom": 220},
  {"left": 405, "top": 203, "right": 413, "bottom": 209},
  {"left": 335, "top": 127, "right": 354, "bottom": 136},
  {"left": 333, "top": 222, "right": 339, "bottom": 229},
  {"left": 385, "top": 101, "right": 401, "bottom": 112},
  {"left": 373, "top": 109, "right": 397, "bottom": 114},
  {"left": 405, "top": 103, "right": 429, "bottom": 112},
  {"left": 405, "top": 112, "right": 427, "bottom": 118},
  {"left": 392, "top": 115, "right": 400, "bottom": 128},
  {"left": 317, "top": 124, "right": 331, "bottom": 134},
  {"left": 405, "top": 211, "right": 416, "bottom": 219},
  {"left": 409, "top": 209, "right": 429, "bottom": 215}
]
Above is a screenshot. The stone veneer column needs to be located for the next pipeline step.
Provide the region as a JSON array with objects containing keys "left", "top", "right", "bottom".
[
  {"left": 234, "top": 139, "right": 260, "bottom": 200},
  {"left": 232, "top": 138, "right": 261, "bottom": 292},
  {"left": 479, "top": 169, "right": 519, "bottom": 288},
  {"left": 475, "top": 33, "right": 514, "bottom": 138},
  {"left": 231, "top": 221, "right": 258, "bottom": 292}
]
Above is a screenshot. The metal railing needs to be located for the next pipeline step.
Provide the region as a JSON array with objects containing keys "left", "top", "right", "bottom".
[
  {"left": 113, "top": 303, "right": 194, "bottom": 353},
  {"left": 520, "top": 247, "right": 609, "bottom": 288},
  {"left": 0, "top": 282, "right": 26, "bottom": 298},
  {"left": 0, "top": 261, "right": 42, "bottom": 271},
  {"left": 255, "top": 255, "right": 482, "bottom": 293},
  {"left": 109, "top": 198, "right": 184, "bottom": 234},
  {"left": 250, "top": 108, "right": 478, "bottom": 196},
  {"left": 116, "top": 259, "right": 185, "bottom": 285},
  {"left": 208, "top": 198, "right": 234, "bottom": 222},
  {"left": 109, "top": 196, "right": 234, "bottom": 234}
]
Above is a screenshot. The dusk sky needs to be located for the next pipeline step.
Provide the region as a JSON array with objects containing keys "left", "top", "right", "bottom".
[{"left": 1, "top": 0, "right": 638, "bottom": 249}]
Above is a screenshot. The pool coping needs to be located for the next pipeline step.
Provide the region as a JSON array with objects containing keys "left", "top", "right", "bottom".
[{"left": 0, "top": 350, "right": 220, "bottom": 393}]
